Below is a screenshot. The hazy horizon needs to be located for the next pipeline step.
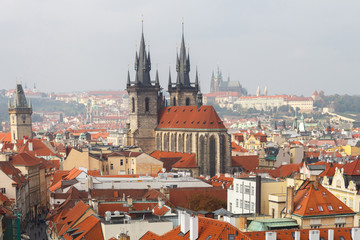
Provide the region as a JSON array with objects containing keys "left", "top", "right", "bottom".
[{"left": 1, "top": 0, "right": 360, "bottom": 96}]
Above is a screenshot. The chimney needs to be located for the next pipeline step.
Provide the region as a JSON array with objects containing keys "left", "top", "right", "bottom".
[
  {"left": 239, "top": 216, "right": 247, "bottom": 230},
  {"left": 265, "top": 232, "right": 276, "bottom": 240},
  {"left": 255, "top": 175, "right": 261, "bottom": 215},
  {"left": 180, "top": 211, "right": 190, "bottom": 234},
  {"left": 294, "top": 231, "right": 300, "bottom": 240},
  {"left": 328, "top": 229, "right": 334, "bottom": 240},
  {"left": 127, "top": 197, "right": 133, "bottom": 206},
  {"left": 28, "top": 139, "right": 33, "bottom": 151},
  {"left": 189, "top": 216, "right": 198, "bottom": 240},
  {"left": 352, "top": 228, "right": 360, "bottom": 240},
  {"left": 286, "top": 186, "right": 295, "bottom": 216},
  {"left": 310, "top": 175, "right": 319, "bottom": 189},
  {"left": 309, "top": 230, "right": 320, "bottom": 240}
]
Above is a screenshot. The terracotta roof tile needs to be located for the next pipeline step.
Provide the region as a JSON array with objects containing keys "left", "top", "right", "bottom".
[
  {"left": 231, "top": 155, "right": 259, "bottom": 172},
  {"left": 293, "top": 180, "right": 354, "bottom": 217},
  {"left": 10, "top": 152, "right": 41, "bottom": 167},
  {"left": 157, "top": 106, "right": 226, "bottom": 130}
]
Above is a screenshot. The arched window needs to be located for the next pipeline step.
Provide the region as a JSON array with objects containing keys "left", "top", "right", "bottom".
[
  {"left": 173, "top": 97, "right": 176, "bottom": 106},
  {"left": 186, "top": 98, "right": 190, "bottom": 106},
  {"left": 145, "top": 97, "right": 150, "bottom": 112},
  {"left": 132, "top": 98, "right": 135, "bottom": 113}
]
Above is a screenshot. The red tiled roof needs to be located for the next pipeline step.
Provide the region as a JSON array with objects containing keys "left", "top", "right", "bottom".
[
  {"left": 63, "top": 215, "right": 103, "bottom": 240},
  {"left": 140, "top": 216, "right": 250, "bottom": 240},
  {"left": 151, "top": 151, "right": 197, "bottom": 170},
  {"left": 98, "top": 202, "right": 158, "bottom": 216},
  {"left": 231, "top": 142, "right": 248, "bottom": 152},
  {"left": 231, "top": 155, "right": 259, "bottom": 172},
  {"left": 269, "top": 163, "right": 301, "bottom": 178},
  {"left": 10, "top": 152, "right": 41, "bottom": 167},
  {"left": 293, "top": 180, "right": 354, "bottom": 217},
  {"left": 152, "top": 203, "right": 171, "bottom": 216},
  {"left": 209, "top": 174, "right": 233, "bottom": 189},
  {"left": 342, "top": 158, "right": 360, "bottom": 176},
  {"left": 0, "top": 132, "right": 11, "bottom": 143},
  {"left": 0, "top": 161, "right": 27, "bottom": 187},
  {"left": 17, "top": 138, "right": 59, "bottom": 157},
  {"left": 157, "top": 106, "right": 226, "bottom": 130},
  {"left": 243, "top": 228, "right": 352, "bottom": 240}
]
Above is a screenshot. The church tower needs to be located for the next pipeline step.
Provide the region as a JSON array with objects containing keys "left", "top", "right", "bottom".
[
  {"left": 8, "top": 84, "right": 33, "bottom": 143},
  {"left": 168, "top": 24, "right": 201, "bottom": 106},
  {"left": 126, "top": 27, "right": 162, "bottom": 153}
]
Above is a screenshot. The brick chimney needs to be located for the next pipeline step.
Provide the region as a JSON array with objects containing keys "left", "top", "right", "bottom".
[
  {"left": 310, "top": 175, "right": 319, "bottom": 190},
  {"left": 286, "top": 186, "right": 295, "bottom": 216}
]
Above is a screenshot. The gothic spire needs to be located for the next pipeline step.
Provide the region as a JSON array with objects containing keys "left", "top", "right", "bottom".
[
  {"left": 168, "top": 67, "right": 172, "bottom": 87},
  {"left": 127, "top": 70, "right": 131, "bottom": 87},
  {"left": 176, "top": 22, "right": 191, "bottom": 87},
  {"left": 134, "top": 25, "right": 151, "bottom": 86},
  {"left": 12, "top": 84, "right": 29, "bottom": 108},
  {"left": 155, "top": 69, "right": 159, "bottom": 86}
]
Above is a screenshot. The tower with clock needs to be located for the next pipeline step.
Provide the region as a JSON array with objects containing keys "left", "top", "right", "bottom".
[{"left": 8, "top": 84, "right": 33, "bottom": 143}]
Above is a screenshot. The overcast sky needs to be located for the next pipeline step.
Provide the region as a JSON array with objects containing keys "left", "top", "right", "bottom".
[{"left": 1, "top": 0, "right": 360, "bottom": 96}]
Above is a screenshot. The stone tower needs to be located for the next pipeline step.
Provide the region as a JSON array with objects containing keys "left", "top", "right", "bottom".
[
  {"left": 168, "top": 25, "right": 201, "bottom": 106},
  {"left": 126, "top": 28, "right": 162, "bottom": 153},
  {"left": 8, "top": 84, "right": 33, "bottom": 143}
]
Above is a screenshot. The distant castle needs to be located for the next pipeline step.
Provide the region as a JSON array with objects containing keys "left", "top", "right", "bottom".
[{"left": 210, "top": 67, "right": 247, "bottom": 95}]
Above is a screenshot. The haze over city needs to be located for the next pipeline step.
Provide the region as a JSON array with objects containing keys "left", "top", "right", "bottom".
[{"left": 1, "top": 0, "right": 360, "bottom": 95}]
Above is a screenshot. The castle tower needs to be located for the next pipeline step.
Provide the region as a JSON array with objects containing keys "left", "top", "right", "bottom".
[
  {"left": 126, "top": 27, "right": 162, "bottom": 153},
  {"left": 8, "top": 84, "right": 33, "bottom": 143},
  {"left": 168, "top": 24, "right": 201, "bottom": 106},
  {"left": 256, "top": 85, "right": 261, "bottom": 96}
]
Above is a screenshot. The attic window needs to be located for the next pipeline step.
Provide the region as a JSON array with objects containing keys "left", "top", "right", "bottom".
[
  {"left": 191, "top": 121, "right": 194, "bottom": 124},
  {"left": 168, "top": 121, "right": 171, "bottom": 124},
  {"left": 328, "top": 205, "right": 333, "bottom": 211},
  {"left": 204, "top": 109, "right": 207, "bottom": 112},
  {"left": 176, "top": 121, "right": 179, "bottom": 124},
  {"left": 183, "top": 109, "right": 186, "bottom": 112},
  {"left": 203, "top": 121, "right": 206, "bottom": 124},
  {"left": 197, "top": 121, "right": 200, "bottom": 124},
  {"left": 161, "top": 121, "right": 164, "bottom": 124},
  {"left": 167, "top": 108, "right": 171, "bottom": 112},
  {"left": 339, "top": 206, "right": 343, "bottom": 210},
  {"left": 318, "top": 206, "right": 324, "bottom": 211},
  {"left": 183, "top": 121, "right": 186, "bottom": 124},
  {"left": 190, "top": 109, "right": 193, "bottom": 112},
  {"left": 174, "top": 109, "right": 177, "bottom": 112},
  {"left": 210, "top": 121, "right": 214, "bottom": 124},
  {"left": 309, "top": 207, "right": 313, "bottom": 211},
  {"left": 296, "top": 205, "right": 301, "bottom": 210}
]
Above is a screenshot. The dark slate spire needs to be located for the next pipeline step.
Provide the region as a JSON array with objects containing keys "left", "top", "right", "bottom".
[
  {"left": 195, "top": 66, "right": 199, "bottom": 89},
  {"left": 176, "top": 23, "right": 191, "bottom": 87},
  {"left": 155, "top": 69, "right": 159, "bottom": 86},
  {"left": 127, "top": 70, "right": 131, "bottom": 87},
  {"left": 12, "top": 84, "right": 29, "bottom": 108},
  {"left": 168, "top": 67, "right": 172, "bottom": 87},
  {"left": 134, "top": 26, "right": 152, "bottom": 86}
]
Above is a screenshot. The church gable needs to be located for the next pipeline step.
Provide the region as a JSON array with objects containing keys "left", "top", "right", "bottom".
[{"left": 157, "top": 105, "right": 226, "bottom": 130}]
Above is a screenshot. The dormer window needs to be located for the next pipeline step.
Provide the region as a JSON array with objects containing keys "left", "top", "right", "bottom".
[
  {"left": 328, "top": 205, "right": 333, "bottom": 211},
  {"left": 318, "top": 206, "right": 323, "bottom": 211}
]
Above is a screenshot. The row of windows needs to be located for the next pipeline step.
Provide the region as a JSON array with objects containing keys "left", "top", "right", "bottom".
[
  {"left": 235, "top": 183, "right": 255, "bottom": 195},
  {"left": 235, "top": 199, "right": 255, "bottom": 211},
  {"left": 131, "top": 96, "right": 192, "bottom": 113}
]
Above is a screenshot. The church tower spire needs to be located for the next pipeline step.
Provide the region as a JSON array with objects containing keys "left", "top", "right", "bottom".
[
  {"left": 168, "top": 22, "right": 200, "bottom": 107},
  {"left": 126, "top": 24, "right": 160, "bottom": 153},
  {"left": 8, "top": 83, "right": 33, "bottom": 143}
]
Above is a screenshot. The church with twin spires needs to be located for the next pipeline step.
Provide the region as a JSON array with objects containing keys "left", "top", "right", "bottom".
[{"left": 126, "top": 26, "right": 231, "bottom": 176}]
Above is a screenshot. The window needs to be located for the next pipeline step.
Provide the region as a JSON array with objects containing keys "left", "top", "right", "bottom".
[
  {"left": 236, "top": 184, "right": 239, "bottom": 192},
  {"left": 328, "top": 205, "right": 333, "bottom": 211},
  {"left": 236, "top": 199, "right": 239, "bottom": 208},
  {"left": 240, "top": 185, "right": 243, "bottom": 193},
  {"left": 251, "top": 186, "right": 254, "bottom": 196},
  {"left": 186, "top": 98, "right": 190, "bottom": 106},
  {"left": 132, "top": 159, "right": 134, "bottom": 164},
  {"left": 110, "top": 164, "right": 113, "bottom": 170},
  {"left": 126, "top": 159, "right": 128, "bottom": 164},
  {"left": 228, "top": 234, "right": 235, "bottom": 240},
  {"left": 120, "top": 159, "right": 123, "bottom": 166},
  {"left": 344, "top": 198, "right": 347, "bottom": 205},
  {"left": 318, "top": 206, "right": 323, "bottom": 211},
  {"left": 145, "top": 97, "right": 150, "bottom": 112},
  {"left": 132, "top": 98, "right": 135, "bottom": 113},
  {"left": 245, "top": 185, "right": 250, "bottom": 194},
  {"left": 173, "top": 97, "right": 176, "bottom": 106},
  {"left": 251, "top": 202, "right": 254, "bottom": 212},
  {"left": 0, "top": 188, "right": 5, "bottom": 194},
  {"left": 131, "top": 169, "right": 134, "bottom": 174},
  {"left": 244, "top": 201, "right": 250, "bottom": 210},
  {"left": 240, "top": 200, "right": 243, "bottom": 208}
]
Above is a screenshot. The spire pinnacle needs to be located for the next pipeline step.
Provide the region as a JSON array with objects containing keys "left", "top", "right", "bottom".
[
  {"left": 155, "top": 69, "right": 159, "bottom": 85},
  {"left": 127, "top": 70, "right": 131, "bottom": 87},
  {"left": 168, "top": 67, "right": 172, "bottom": 86}
]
